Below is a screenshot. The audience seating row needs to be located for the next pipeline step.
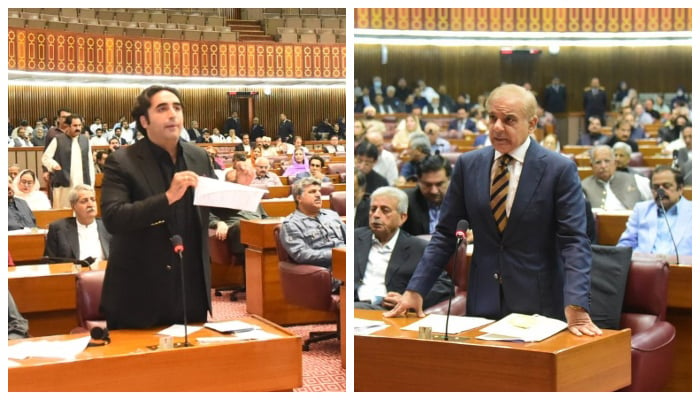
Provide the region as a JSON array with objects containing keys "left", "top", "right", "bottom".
[
  {"left": 243, "top": 8, "right": 345, "bottom": 21},
  {"left": 10, "top": 9, "right": 225, "bottom": 27}
]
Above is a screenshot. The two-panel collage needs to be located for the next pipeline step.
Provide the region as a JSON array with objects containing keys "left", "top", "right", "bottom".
[{"left": 4, "top": 6, "right": 694, "bottom": 395}]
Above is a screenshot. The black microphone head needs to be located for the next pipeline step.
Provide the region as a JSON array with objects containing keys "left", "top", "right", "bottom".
[
  {"left": 455, "top": 220, "right": 469, "bottom": 238},
  {"left": 672, "top": 149, "right": 679, "bottom": 159},
  {"left": 90, "top": 326, "right": 109, "bottom": 341},
  {"left": 79, "top": 257, "right": 96, "bottom": 267},
  {"left": 170, "top": 235, "right": 184, "bottom": 253},
  {"left": 656, "top": 187, "right": 667, "bottom": 200}
]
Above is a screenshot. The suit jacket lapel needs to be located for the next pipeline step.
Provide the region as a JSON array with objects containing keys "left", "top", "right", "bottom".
[
  {"left": 97, "top": 219, "right": 111, "bottom": 258},
  {"left": 134, "top": 140, "right": 167, "bottom": 195},
  {"left": 385, "top": 232, "right": 410, "bottom": 286},
  {"left": 66, "top": 219, "right": 80, "bottom": 259},
  {"left": 507, "top": 142, "right": 546, "bottom": 233},
  {"left": 355, "top": 230, "right": 371, "bottom": 285}
]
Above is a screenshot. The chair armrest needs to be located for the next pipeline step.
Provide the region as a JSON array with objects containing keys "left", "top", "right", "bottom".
[
  {"left": 630, "top": 321, "right": 676, "bottom": 352},
  {"left": 423, "top": 294, "right": 467, "bottom": 316}
]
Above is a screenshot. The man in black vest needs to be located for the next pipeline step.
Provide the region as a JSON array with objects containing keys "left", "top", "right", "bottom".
[{"left": 41, "top": 114, "right": 95, "bottom": 209}]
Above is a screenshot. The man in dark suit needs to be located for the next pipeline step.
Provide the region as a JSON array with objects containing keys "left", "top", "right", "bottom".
[
  {"left": 250, "top": 116, "right": 265, "bottom": 142},
  {"left": 583, "top": 77, "right": 607, "bottom": 125},
  {"left": 542, "top": 76, "right": 566, "bottom": 114},
  {"left": 355, "top": 186, "right": 452, "bottom": 310},
  {"left": 44, "top": 184, "right": 111, "bottom": 265},
  {"left": 101, "top": 85, "right": 215, "bottom": 330},
  {"left": 447, "top": 107, "right": 476, "bottom": 136},
  {"left": 278, "top": 113, "right": 294, "bottom": 143},
  {"left": 387, "top": 84, "right": 600, "bottom": 337},
  {"left": 223, "top": 111, "right": 241, "bottom": 137},
  {"left": 402, "top": 154, "right": 452, "bottom": 236}
]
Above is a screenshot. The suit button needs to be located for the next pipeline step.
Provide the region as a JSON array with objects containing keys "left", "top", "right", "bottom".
[
  {"left": 166, "top": 265, "right": 172, "bottom": 271},
  {"left": 493, "top": 273, "right": 499, "bottom": 280}
]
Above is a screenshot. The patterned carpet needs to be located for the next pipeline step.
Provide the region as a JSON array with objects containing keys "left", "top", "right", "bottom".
[{"left": 209, "top": 290, "right": 346, "bottom": 392}]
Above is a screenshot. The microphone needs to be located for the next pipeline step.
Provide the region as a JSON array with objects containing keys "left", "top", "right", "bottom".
[
  {"left": 88, "top": 326, "right": 110, "bottom": 346},
  {"left": 170, "top": 235, "right": 191, "bottom": 347},
  {"left": 444, "top": 219, "right": 469, "bottom": 341},
  {"left": 655, "top": 188, "right": 680, "bottom": 265},
  {"left": 672, "top": 150, "right": 679, "bottom": 169},
  {"left": 42, "top": 256, "right": 96, "bottom": 267}
]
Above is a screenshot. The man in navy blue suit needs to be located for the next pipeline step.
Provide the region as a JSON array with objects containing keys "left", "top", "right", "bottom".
[{"left": 386, "top": 84, "right": 601, "bottom": 337}]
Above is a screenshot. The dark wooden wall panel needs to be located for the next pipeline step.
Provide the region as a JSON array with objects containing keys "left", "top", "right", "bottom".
[
  {"left": 355, "top": 44, "right": 691, "bottom": 112},
  {"left": 8, "top": 86, "right": 345, "bottom": 140}
]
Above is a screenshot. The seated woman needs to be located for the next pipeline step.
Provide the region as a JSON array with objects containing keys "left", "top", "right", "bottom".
[
  {"left": 295, "top": 155, "right": 331, "bottom": 182},
  {"left": 391, "top": 115, "right": 423, "bottom": 151},
  {"left": 540, "top": 133, "right": 561, "bottom": 152},
  {"left": 282, "top": 148, "right": 310, "bottom": 178},
  {"left": 12, "top": 169, "right": 51, "bottom": 211}
]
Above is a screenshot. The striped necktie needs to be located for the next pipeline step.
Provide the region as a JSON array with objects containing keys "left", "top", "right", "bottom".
[{"left": 491, "top": 154, "right": 512, "bottom": 234}]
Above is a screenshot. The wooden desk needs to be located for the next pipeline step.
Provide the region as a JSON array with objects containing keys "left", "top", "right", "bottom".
[
  {"left": 240, "top": 218, "right": 336, "bottom": 325},
  {"left": 595, "top": 211, "right": 632, "bottom": 245},
  {"left": 643, "top": 155, "right": 673, "bottom": 167},
  {"left": 261, "top": 198, "right": 331, "bottom": 217},
  {"left": 8, "top": 263, "right": 107, "bottom": 336},
  {"left": 8, "top": 315, "right": 302, "bottom": 391},
  {"left": 332, "top": 248, "right": 346, "bottom": 369},
  {"left": 354, "top": 310, "right": 631, "bottom": 391},
  {"left": 33, "top": 208, "right": 73, "bottom": 229},
  {"left": 8, "top": 231, "right": 47, "bottom": 263}
]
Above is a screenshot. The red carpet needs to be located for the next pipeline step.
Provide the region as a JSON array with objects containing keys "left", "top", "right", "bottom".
[{"left": 209, "top": 290, "right": 346, "bottom": 392}]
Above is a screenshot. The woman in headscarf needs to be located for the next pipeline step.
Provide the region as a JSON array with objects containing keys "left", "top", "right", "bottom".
[
  {"left": 282, "top": 148, "right": 310, "bottom": 178},
  {"left": 12, "top": 169, "right": 51, "bottom": 211},
  {"left": 391, "top": 114, "right": 423, "bottom": 152}
]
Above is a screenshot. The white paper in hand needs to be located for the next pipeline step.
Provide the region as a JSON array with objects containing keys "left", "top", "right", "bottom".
[{"left": 194, "top": 176, "right": 266, "bottom": 212}]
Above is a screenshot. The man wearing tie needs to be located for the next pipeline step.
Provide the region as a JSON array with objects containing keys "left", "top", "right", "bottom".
[
  {"left": 447, "top": 107, "right": 476, "bottom": 136},
  {"left": 386, "top": 84, "right": 600, "bottom": 337}
]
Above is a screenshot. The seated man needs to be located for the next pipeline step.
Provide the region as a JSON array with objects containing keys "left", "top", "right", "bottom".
[
  {"left": 44, "top": 184, "right": 111, "bottom": 265},
  {"left": 581, "top": 145, "right": 644, "bottom": 211},
  {"left": 612, "top": 141, "right": 653, "bottom": 200},
  {"left": 210, "top": 168, "right": 267, "bottom": 262},
  {"left": 606, "top": 120, "right": 639, "bottom": 152},
  {"left": 279, "top": 177, "right": 346, "bottom": 270},
  {"left": 355, "top": 187, "right": 452, "bottom": 310},
  {"left": 8, "top": 176, "right": 36, "bottom": 231},
  {"left": 402, "top": 154, "right": 452, "bottom": 236},
  {"left": 577, "top": 116, "right": 610, "bottom": 146},
  {"left": 355, "top": 140, "right": 389, "bottom": 195},
  {"left": 9, "top": 292, "right": 29, "bottom": 339},
  {"left": 354, "top": 169, "right": 370, "bottom": 228},
  {"left": 397, "top": 133, "right": 431, "bottom": 185},
  {"left": 618, "top": 165, "right": 692, "bottom": 256},
  {"left": 424, "top": 122, "right": 452, "bottom": 154},
  {"left": 250, "top": 156, "right": 282, "bottom": 187},
  {"left": 323, "top": 133, "right": 345, "bottom": 154}
]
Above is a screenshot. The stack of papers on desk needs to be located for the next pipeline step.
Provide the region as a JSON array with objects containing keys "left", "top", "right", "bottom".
[
  {"left": 8, "top": 336, "right": 90, "bottom": 360},
  {"left": 354, "top": 318, "right": 389, "bottom": 335},
  {"left": 401, "top": 314, "right": 493, "bottom": 334},
  {"left": 477, "top": 313, "right": 568, "bottom": 342}
]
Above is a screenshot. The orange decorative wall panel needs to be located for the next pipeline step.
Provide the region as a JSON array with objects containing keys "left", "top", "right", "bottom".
[
  {"left": 8, "top": 28, "right": 345, "bottom": 79},
  {"left": 354, "top": 8, "right": 691, "bottom": 32}
]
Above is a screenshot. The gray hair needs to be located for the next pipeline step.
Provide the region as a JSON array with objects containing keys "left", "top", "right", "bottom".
[
  {"left": 291, "top": 177, "right": 322, "bottom": 206},
  {"left": 486, "top": 84, "right": 537, "bottom": 120},
  {"left": 589, "top": 144, "right": 613, "bottom": 160},
  {"left": 69, "top": 184, "right": 95, "bottom": 207},
  {"left": 612, "top": 141, "right": 632, "bottom": 156},
  {"left": 408, "top": 133, "right": 431, "bottom": 155},
  {"left": 370, "top": 186, "right": 409, "bottom": 214}
]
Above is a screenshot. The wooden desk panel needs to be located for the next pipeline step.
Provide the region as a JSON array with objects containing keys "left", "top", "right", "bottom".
[
  {"left": 354, "top": 310, "right": 631, "bottom": 392},
  {"left": 595, "top": 211, "right": 632, "bottom": 245},
  {"left": 643, "top": 155, "right": 673, "bottom": 167},
  {"left": 332, "top": 248, "right": 346, "bottom": 369},
  {"left": 33, "top": 209, "right": 73, "bottom": 229},
  {"left": 8, "top": 232, "right": 46, "bottom": 262},
  {"left": 9, "top": 315, "right": 302, "bottom": 392},
  {"left": 240, "top": 218, "right": 336, "bottom": 325}
]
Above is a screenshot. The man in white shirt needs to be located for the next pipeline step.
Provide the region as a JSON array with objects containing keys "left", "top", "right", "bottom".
[
  {"left": 44, "top": 184, "right": 111, "bottom": 267},
  {"left": 354, "top": 186, "right": 452, "bottom": 310},
  {"left": 89, "top": 128, "right": 109, "bottom": 146},
  {"left": 581, "top": 145, "right": 645, "bottom": 212},
  {"left": 365, "top": 130, "right": 398, "bottom": 185},
  {"left": 41, "top": 114, "right": 95, "bottom": 209}
]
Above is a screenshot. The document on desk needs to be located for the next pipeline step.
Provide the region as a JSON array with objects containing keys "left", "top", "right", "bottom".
[
  {"left": 8, "top": 227, "right": 48, "bottom": 235},
  {"left": 204, "top": 320, "right": 259, "bottom": 334},
  {"left": 401, "top": 314, "right": 493, "bottom": 334},
  {"left": 354, "top": 318, "right": 389, "bottom": 335},
  {"left": 193, "top": 176, "right": 266, "bottom": 212},
  {"left": 158, "top": 324, "right": 204, "bottom": 337},
  {"left": 8, "top": 336, "right": 90, "bottom": 360},
  {"left": 8, "top": 264, "right": 52, "bottom": 277},
  {"left": 476, "top": 313, "right": 568, "bottom": 342}
]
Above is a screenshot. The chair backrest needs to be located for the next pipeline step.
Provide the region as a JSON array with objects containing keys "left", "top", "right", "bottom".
[
  {"left": 327, "top": 163, "right": 346, "bottom": 175},
  {"left": 75, "top": 270, "right": 107, "bottom": 331},
  {"left": 621, "top": 254, "right": 670, "bottom": 332},
  {"left": 320, "top": 181, "right": 335, "bottom": 195},
  {"left": 329, "top": 191, "right": 346, "bottom": 216},
  {"left": 589, "top": 245, "right": 633, "bottom": 329},
  {"left": 272, "top": 225, "right": 336, "bottom": 312}
]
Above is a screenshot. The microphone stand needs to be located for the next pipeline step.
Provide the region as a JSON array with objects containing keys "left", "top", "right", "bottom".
[
  {"left": 442, "top": 237, "right": 464, "bottom": 341},
  {"left": 657, "top": 194, "right": 680, "bottom": 265},
  {"left": 176, "top": 250, "right": 191, "bottom": 347}
]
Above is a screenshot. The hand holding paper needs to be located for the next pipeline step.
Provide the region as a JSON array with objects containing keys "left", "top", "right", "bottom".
[{"left": 194, "top": 176, "right": 266, "bottom": 212}]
